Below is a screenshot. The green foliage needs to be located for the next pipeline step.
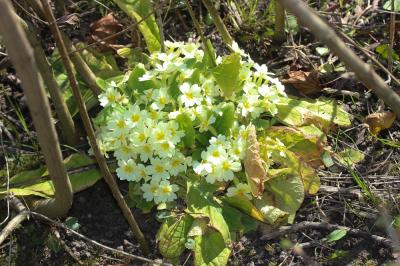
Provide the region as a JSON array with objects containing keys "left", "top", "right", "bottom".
[
  {"left": 112, "top": 0, "right": 161, "bottom": 52},
  {"left": 326, "top": 229, "right": 347, "bottom": 242},
  {"left": 0, "top": 153, "right": 103, "bottom": 199},
  {"left": 194, "top": 232, "right": 231, "bottom": 266},
  {"left": 158, "top": 215, "right": 194, "bottom": 259},
  {"left": 90, "top": 40, "right": 352, "bottom": 265},
  {"left": 212, "top": 53, "right": 242, "bottom": 98}
]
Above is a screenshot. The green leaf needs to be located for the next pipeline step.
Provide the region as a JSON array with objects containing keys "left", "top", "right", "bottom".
[
  {"left": 202, "top": 39, "right": 216, "bottom": 68},
  {"left": 157, "top": 215, "right": 194, "bottom": 259},
  {"left": 335, "top": 148, "right": 365, "bottom": 166},
  {"left": 64, "top": 217, "right": 80, "bottom": 231},
  {"left": 177, "top": 113, "right": 196, "bottom": 148},
  {"left": 78, "top": 44, "right": 122, "bottom": 79},
  {"left": 214, "top": 102, "right": 235, "bottom": 136},
  {"left": 376, "top": 44, "right": 400, "bottom": 61},
  {"left": 186, "top": 181, "right": 231, "bottom": 245},
  {"left": 212, "top": 53, "right": 241, "bottom": 98},
  {"left": 117, "top": 47, "right": 150, "bottom": 65},
  {"left": 326, "top": 229, "right": 347, "bottom": 242},
  {"left": 275, "top": 96, "right": 351, "bottom": 130},
  {"left": 127, "top": 64, "right": 156, "bottom": 93},
  {"left": 223, "top": 195, "right": 265, "bottom": 223},
  {"left": 322, "top": 151, "right": 334, "bottom": 167},
  {"left": 383, "top": 0, "right": 400, "bottom": 12},
  {"left": 194, "top": 232, "right": 231, "bottom": 266},
  {"left": 112, "top": 0, "right": 161, "bottom": 52},
  {"left": 264, "top": 173, "right": 305, "bottom": 223},
  {"left": 0, "top": 153, "right": 103, "bottom": 199},
  {"left": 316, "top": 47, "right": 330, "bottom": 56}
]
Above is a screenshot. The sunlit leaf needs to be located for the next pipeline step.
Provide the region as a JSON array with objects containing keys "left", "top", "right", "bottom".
[
  {"left": 336, "top": 148, "right": 365, "bottom": 166},
  {"left": 223, "top": 195, "right": 265, "bottom": 223},
  {"left": 212, "top": 53, "right": 241, "bottom": 98},
  {"left": 194, "top": 232, "right": 231, "bottom": 266},
  {"left": 364, "top": 111, "right": 396, "bottom": 135},
  {"left": 112, "top": 0, "right": 161, "bottom": 52},
  {"left": 275, "top": 96, "right": 351, "bottom": 130},
  {"left": 158, "top": 215, "right": 194, "bottom": 259},
  {"left": 326, "top": 229, "right": 347, "bottom": 242},
  {"left": 186, "top": 181, "right": 231, "bottom": 245}
]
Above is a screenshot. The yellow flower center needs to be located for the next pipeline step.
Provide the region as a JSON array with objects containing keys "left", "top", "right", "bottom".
[
  {"left": 116, "top": 120, "right": 125, "bottom": 129},
  {"left": 212, "top": 150, "right": 220, "bottom": 158},
  {"left": 155, "top": 165, "right": 164, "bottom": 173},
  {"left": 138, "top": 133, "right": 146, "bottom": 142},
  {"left": 161, "top": 142, "right": 170, "bottom": 150},
  {"left": 107, "top": 94, "right": 115, "bottom": 102},
  {"left": 162, "top": 186, "right": 171, "bottom": 193},
  {"left": 222, "top": 161, "right": 231, "bottom": 170},
  {"left": 123, "top": 165, "right": 134, "bottom": 173},
  {"left": 131, "top": 114, "right": 140, "bottom": 123},
  {"left": 156, "top": 131, "right": 165, "bottom": 141}
]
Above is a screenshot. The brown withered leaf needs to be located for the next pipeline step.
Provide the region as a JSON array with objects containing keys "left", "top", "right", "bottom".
[
  {"left": 89, "top": 13, "right": 123, "bottom": 52},
  {"left": 364, "top": 111, "right": 396, "bottom": 135},
  {"left": 243, "top": 125, "right": 267, "bottom": 198},
  {"left": 282, "top": 70, "right": 321, "bottom": 95}
]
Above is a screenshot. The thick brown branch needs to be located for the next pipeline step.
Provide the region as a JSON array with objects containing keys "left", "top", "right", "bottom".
[
  {"left": 278, "top": 0, "right": 400, "bottom": 117},
  {"left": 0, "top": 0, "right": 73, "bottom": 218}
]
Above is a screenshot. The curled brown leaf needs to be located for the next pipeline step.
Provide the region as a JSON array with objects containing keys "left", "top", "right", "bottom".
[
  {"left": 243, "top": 125, "right": 267, "bottom": 198},
  {"left": 89, "top": 13, "right": 123, "bottom": 52},
  {"left": 364, "top": 111, "right": 396, "bottom": 135}
]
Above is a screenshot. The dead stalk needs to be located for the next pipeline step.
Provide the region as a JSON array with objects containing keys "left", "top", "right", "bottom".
[
  {"left": 17, "top": 16, "right": 78, "bottom": 145},
  {"left": 0, "top": 0, "right": 73, "bottom": 218},
  {"left": 278, "top": 0, "right": 400, "bottom": 117},
  {"left": 38, "top": 0, "right": 149, "bottom": 254},
  {"left": 202, "top": 0, "right": 233, "bottom": 46},
  {"left": 273, "top": 2, "right": 286, "bottom": 43}
]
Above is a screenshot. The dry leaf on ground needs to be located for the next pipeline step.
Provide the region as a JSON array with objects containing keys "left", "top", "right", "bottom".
[
  {"left": 364, "top": 111, "right": 396, "bottom": 135},
  {"left": 282, "top": 70, "right": 321, "bottom": 95},
  {"left": 89, "top": 13, "right": 123, "bottom": 51}
]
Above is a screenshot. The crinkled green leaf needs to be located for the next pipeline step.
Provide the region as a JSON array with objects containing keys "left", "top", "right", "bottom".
[
  {"left": 265, "top": 126, "right": 325, "bottom": 168},
  {"left": 194, "top": 232, "right": 231, "bottom": 266},
  {"left": 259, "top": 136, "right": 320, "bottom": 195},
  {"left": 188, "top": 218, "right": 209, "bottom": 237},
  {"left": 214, "top": 102, "right": 235, "bottom": 136},
  {"left": 212, "top": 53, "right": 241, "bottom": 98},
  {"left": 264, "top": 172, "right": 305, "bottom": 224},
  {"left": 186, "top": 181, "right": 231, "bottom": 245},
  {"left": 383, "top": 0, "right": 400, "bottom": 11},
  {"left": 157, "top": 215, "right": 194, "bottom": 259},
  {"left": 112, "top": 0, "right": 161, "bottom": 52},
  {"left": 336, "top": 148, "right": 365, "bottom": 166},
  {"left": 275, "top": 96, "right": 351, "bottom": 130},
  {"left": 253, "top": 198, "right": 289, "bottom": 225}
]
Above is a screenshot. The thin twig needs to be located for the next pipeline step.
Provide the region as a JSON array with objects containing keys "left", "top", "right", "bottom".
[
  {"left": 261, "top": 221, "right": 393, "bottom": 247},
  {"left": 30, "top": 211, "right": 170, "bottom": 265}
]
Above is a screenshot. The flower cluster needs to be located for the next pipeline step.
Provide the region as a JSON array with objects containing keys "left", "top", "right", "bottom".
[{"left": 94, "top": 41, "right": 287, "bottom": 205}]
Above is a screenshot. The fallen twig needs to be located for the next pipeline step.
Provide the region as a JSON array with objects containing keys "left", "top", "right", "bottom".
[{"left": 260, "top": 221, "right": 393, "bottom": 248}]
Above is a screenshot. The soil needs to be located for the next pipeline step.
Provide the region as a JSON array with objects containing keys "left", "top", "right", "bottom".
[{"left": 1, "top": 1, "right": 400, "bottom": 265}]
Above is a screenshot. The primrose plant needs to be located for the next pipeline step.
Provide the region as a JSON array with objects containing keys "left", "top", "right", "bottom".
[{"left": 94, "top": 40, "right": 350, "bottom": 264}]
